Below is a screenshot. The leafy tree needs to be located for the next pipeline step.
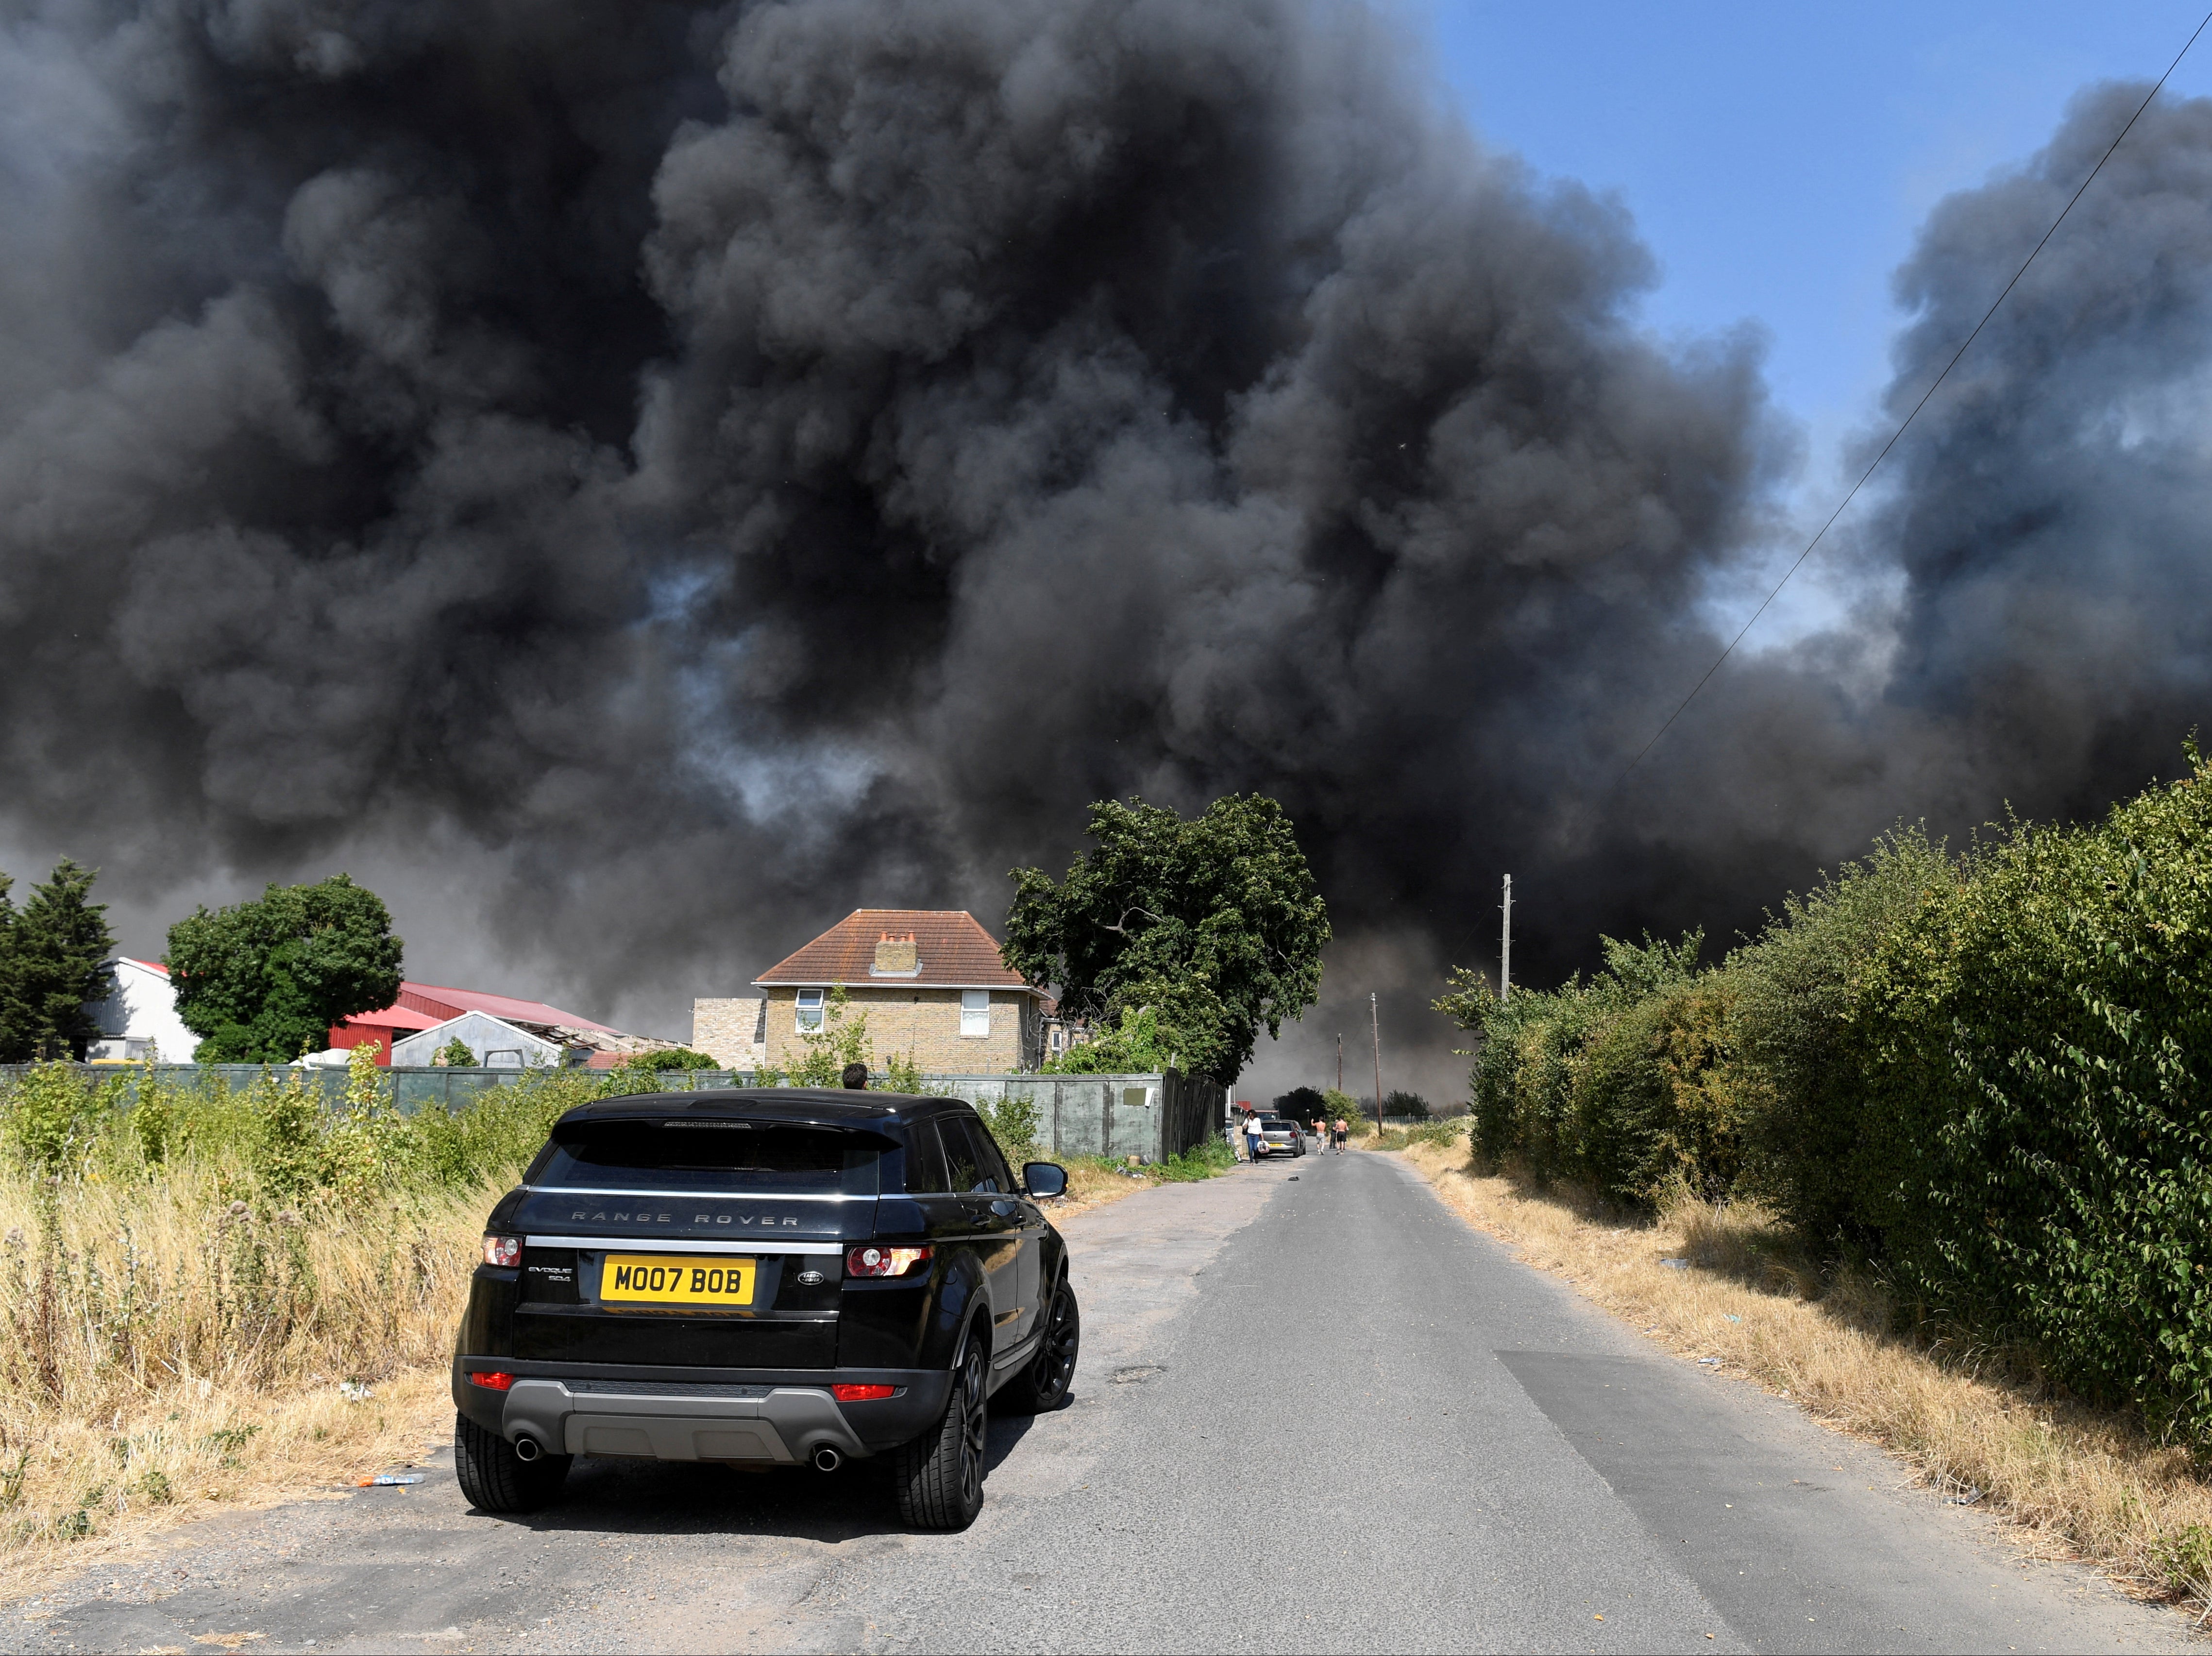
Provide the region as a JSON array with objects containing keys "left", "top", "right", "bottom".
[
  {"left": 1037, "top": 1006, "right": 1179, "bottom": 1074},
  {"left": 1273, "top": 1084, "right": 1328, "bottom": 1121},
  {"left": 1320, "top": 1086, "right": 1365, "bottom": 1134},
  {"left": 166, "top": 876, "right": 403, "bottom": 1064},
  {"left": 784, "top": 985, "right": 873, "bottom": 1087},
  {"left": 0, "top": 859, "right": 118, "bottom": 1062},
  {"left": 435, "top": 1036, "right": 478, "bottom": 1068},
  {"left": 1381, "top": 1089, "right": 1432, "bottom": 1119},
  {"left": 1003, "top": 795, "right": 1330, "bottom": 1082}
]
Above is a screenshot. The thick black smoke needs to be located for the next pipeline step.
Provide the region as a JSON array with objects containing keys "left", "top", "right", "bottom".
[{"left": 0, "top": 5, "right": 2202, "bottom": 1093}]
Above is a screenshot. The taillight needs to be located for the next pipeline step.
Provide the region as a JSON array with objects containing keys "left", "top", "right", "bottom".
[
  {"left": 482, "top": 1234, "right": 520, "bottom": 1267},
  {"left": 468, "top": 1371, "right": 515, "bottom": 1390},
  {"left": 831, "top": 1383, "right": 897, "bottom": 1402},
  {"left": 845, "top": 1245, "right": 930, "bottom": 1278}
]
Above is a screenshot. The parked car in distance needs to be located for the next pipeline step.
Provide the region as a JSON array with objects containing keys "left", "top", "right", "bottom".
[
  {"left": 1253, "top": 1116, "right": 1305, "bottom": 1158},
  {"left": 450, "top": 1089, "right": 1080, "bottom": 1531}
]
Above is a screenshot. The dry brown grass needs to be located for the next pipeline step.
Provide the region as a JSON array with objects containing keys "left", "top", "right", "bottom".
[
  {"left": 0, "top": 1160, "right": 493, "bottom": 1596},
  {"left": 1401, "top": 1137, "right": 2212, "bottom": 1619},
  {"left": 1047, "top": 1158, "right": 1154, "bottom": 1217}
]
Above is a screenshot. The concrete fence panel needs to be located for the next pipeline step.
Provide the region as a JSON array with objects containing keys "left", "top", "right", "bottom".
[{"left": 0, "top": 1063, "right": 1228, "bottom": 1162}]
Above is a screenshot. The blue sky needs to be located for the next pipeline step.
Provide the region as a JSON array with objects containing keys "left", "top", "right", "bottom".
[{"left": 1417, "top": 1, "right": 2212, "bottom": 631}]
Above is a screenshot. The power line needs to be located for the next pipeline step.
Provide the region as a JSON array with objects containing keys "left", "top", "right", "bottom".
[{"left": 1619, "top": 10, "right": 2212, "bottom": 784}]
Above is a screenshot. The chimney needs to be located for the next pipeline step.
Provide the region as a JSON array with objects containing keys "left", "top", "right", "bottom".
[{"left": 873, "top": 932, "right": 918, "bottom": 975}]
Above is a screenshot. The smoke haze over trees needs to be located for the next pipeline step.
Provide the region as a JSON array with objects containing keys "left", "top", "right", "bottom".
[{"left": 0, "top": 1, "right": 2208, "bottom": 1088}]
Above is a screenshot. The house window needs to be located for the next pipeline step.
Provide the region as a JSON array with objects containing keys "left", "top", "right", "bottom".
[
  {"left": 796, "top": 988, "right": 825, "bottom": 1032},
  {"left": 961, "top": 990, "right": 990, "bottom": 1037}
]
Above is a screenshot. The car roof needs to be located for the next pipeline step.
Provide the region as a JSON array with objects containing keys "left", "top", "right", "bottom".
[{"left": 553, "top": 1088, "right": 971, "bottom": 1132}]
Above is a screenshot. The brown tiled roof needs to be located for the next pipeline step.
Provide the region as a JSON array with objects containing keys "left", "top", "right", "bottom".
[{"left": 755, "top": 910, "right": 1037, "bottom": 993}]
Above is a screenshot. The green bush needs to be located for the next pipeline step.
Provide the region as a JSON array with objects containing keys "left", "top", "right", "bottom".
[
  {"left": 1153, "top": 1137, "right": 1235, "bottom": 1180},
  {"left": 977, "top": 1093, "right": 1042, "bottom": 1161},
  {"left": 5, "top": 1060, "right": 106, "bottom": 1179},
  {"left": 620, "top": 1048, "right": 721, "bottom": 1072},
  {"left": 1448, "top": 931, "right": 1743, "bottom": 1203},
  {"left": 1438, "top": 747, "right": 2212, "bottom": 1445},
  {"left": 1829, "top": 766, "right": 2212, "bottom": 1439},
  {"left": 1730, "top": 828, "right": 1955, "bottom": 1237}
]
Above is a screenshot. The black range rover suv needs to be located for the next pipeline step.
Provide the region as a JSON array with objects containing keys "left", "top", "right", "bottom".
[{"left": 451, "top": 1089, "right": 1079, "bottom": 1530}]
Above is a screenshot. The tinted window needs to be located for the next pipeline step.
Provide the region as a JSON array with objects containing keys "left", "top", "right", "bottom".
[
  {"left": 939, "top": 1116, "right": 1004, "bottom": 1194},
  {"left": 902, "top": 1119, "right": 949, "bottom": 1194},
  {"left": 968, "top": 1116, "right": 1016, "bottom": 1192},
  {"left": 535, "top": 1120, "right": 882, "bottom": 1195}
]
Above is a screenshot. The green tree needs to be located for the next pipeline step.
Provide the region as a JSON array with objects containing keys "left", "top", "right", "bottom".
[
  {"left": 1036, "top": 1006, "right": 1178, "bottom": 1074},
  {"left": 0, "top": 859, "right": 118, "bottom": 1062},
  {"left": 1273, "top": 1085, "right": 1328, "bottom": 1121},
  {"left": 1320, "top": 1086, "right": 1365, "bottom": 1134},
  {"left": 1003, "top": 795, "right": 1330, "bottom": 1082},
  {"left": 435, "top": 1036, "right": 478, "bottom": 1068},
  {"left": 785, "top": 985, "right": 873, "bottom": 1086},
  {"left": 165, "top": 875, "right": 403, "bottom": 1064}
]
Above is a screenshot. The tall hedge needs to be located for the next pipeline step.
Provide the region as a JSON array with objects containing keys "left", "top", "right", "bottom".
[
  {"left": 1455, "top": 932, "right": 1756, "bottom": 1204},
  {"left": 1439, "top": 752, "right": 2212, "bottom": 1442},
  {"left": 1840, "top": 770, "right": 2212, "bottom": 1439}
]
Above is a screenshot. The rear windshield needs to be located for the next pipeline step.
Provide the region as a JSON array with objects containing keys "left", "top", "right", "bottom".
[
  {"left": 1261, "top": 1119, "right": 1292, "bottom": 1130},
  {"left": 531, "top": 1119, "right": 884, "bottom": 1196}
]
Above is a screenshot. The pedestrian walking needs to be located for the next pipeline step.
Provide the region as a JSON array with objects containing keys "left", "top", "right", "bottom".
[
  {"left": 1332, "top": 1116, "right": 1348, "bottom": 1154},
  {"left": 1244, "top": 1110, "right": 1264, "bottom": 1164}
]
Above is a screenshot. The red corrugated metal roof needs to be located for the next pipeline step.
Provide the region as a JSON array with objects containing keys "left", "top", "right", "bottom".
[
  {"left": 756, "top": 910, "right": 1035, "bottom": 992},
  {"left": 355, "top": 980, "right": 617, "bottom": 1033},
  {"left": 337, "top": 1004, "right": 446, "bottom": 1033}
]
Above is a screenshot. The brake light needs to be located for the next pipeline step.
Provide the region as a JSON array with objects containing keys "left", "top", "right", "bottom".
[
  {"left": 468, "top": 1371, "right": 515, "bottom": 1390},
  {"left": 831, "top": 1384, "right": 897, "bottom": 1402},
  {"left": 482, "top": 1235, "right": 521, "bottom": 1267},
  {"left": 845, "top": 1245, "right": 930, "bottom": 1278}
]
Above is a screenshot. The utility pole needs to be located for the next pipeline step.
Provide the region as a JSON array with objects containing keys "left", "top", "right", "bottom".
[
  {"left": 1336, "top": 1032, "right": 1342, "bottom": 1095},
  {"left": 1500, "top": 873, "right": 1513, "bottom": 1002},
  {"left": 1369, "top": 992, "right": 1383, "bottom": 1133}
]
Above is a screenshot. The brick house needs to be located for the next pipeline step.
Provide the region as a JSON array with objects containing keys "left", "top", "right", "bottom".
[{"left": 711, "top": 910, "right": 1046, "bottom": 1073}]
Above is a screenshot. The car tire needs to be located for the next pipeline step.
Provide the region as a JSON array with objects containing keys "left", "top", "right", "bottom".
[
  {"left": 893, "top": 1335, "right": 988, "bottom": 1530},
  {"left": 453, "top": 1411, "right": 572, "bottom": 1514},
  {"left": 998, "top": 1275, "right": 1081, "bottom": 1414}
]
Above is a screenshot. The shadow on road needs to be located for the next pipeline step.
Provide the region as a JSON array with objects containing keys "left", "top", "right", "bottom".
[{"left": 459, "top": 1405, "right": 1049, "bottom": 1543}]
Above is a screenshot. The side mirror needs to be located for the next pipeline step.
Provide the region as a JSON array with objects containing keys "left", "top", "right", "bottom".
[{"left": 1023, "top": 1161, "right": 1068, "bottom": 1199}]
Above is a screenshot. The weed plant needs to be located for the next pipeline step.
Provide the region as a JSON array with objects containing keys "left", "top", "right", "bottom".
[{"left": 0, "top": 1047, "right": 607, "bottom": 1561}]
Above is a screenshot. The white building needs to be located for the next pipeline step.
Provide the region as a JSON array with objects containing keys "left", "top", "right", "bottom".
[
  {"left": 84, "top": 958, "right": 200, "bottom": 1064},
  {"left": 388, "top": 1010, "right": 588, "bottom": 1068}
]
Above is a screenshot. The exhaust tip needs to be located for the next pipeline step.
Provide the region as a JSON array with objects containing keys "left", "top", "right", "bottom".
[
  {"left": 512, "top": 1434, "right": 543, "bottom": 1462},
  {"left": 811, "top": 1446, "right": 843, "bottom": 1472}
]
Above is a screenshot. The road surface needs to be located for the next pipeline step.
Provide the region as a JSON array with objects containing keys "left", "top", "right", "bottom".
[{"left": 10, "top": 1151, "right": 2189, "bottom": 1653}]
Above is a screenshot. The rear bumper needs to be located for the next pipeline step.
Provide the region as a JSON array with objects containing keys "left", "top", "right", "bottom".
[{"left": 453, "top": 1358, "right": 951, "bottom": 1462}]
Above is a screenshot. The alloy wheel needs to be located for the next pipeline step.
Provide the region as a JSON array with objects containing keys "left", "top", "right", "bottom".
[
  {"left": 958, "top": 1341, "right": 987, "bottom": 1510},
  {"left": 1034, "top": 1282, "right": 1079, "bottom": 1405}
]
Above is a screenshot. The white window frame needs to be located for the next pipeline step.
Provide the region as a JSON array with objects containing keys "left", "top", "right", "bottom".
[
  {"left": 795, "top": 988, "right": 825, "bottom": 1032},
  {"left": 960, "top": 989, "right": 991, "bottom": 1038}
]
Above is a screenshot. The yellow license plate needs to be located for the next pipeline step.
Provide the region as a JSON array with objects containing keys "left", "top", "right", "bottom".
[{"left": 599, "top": 1254, "right": 757, "bottom": 1306}]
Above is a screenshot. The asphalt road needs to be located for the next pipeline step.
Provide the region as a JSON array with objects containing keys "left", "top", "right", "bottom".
[{"left": 12, "top": 1151, "right": 2192, "bottom": 1654}]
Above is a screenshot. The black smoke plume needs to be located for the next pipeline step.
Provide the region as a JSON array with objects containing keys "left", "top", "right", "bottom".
[{"left": 0, "top": 4, "right": 2202, "bottom": 1093}]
